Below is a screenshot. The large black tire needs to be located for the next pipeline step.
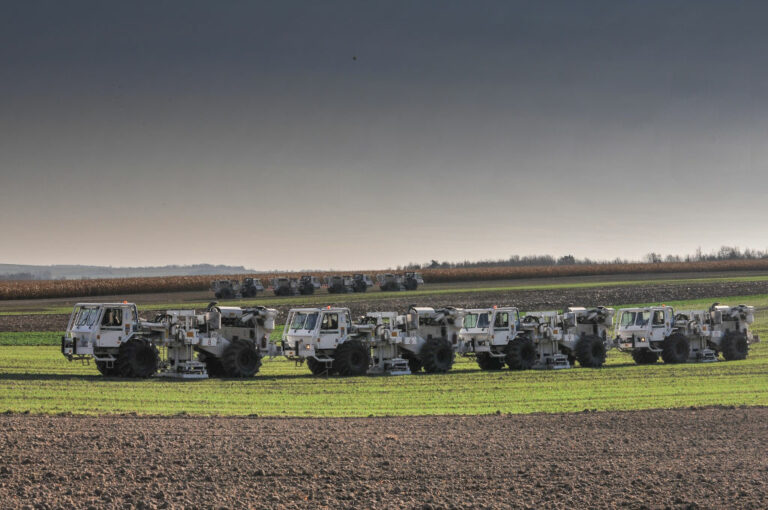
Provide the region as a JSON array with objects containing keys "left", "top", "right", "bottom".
[
  {"left": 505, "top": 337, "right": 536, "bottom": 370},
  {"left": 574, "top": 335, "right": 607, "bottom": 368},
  {"left": 721, "top": 332, "right": 748, "bottom": 361},
  {"left": 403, "top": 351, "right": 423, "bottom": 373},
  {"left": 221, "top": 339, "right": 262, "bottom": 377},
  {"left": 95, "top": 360, "right": 119, "bottom": 377},
  {"left": 306, "top": 357, "right": 335, "bottom": 375},
  {"left": 214, "top": 291, "right": 222, "bottom": 299},
  {"left": 661, "top": 333, "right": 690, "bottom": 364},
  {"left": 404, "top": 279, "right": 418, "bottom": 291},
  {"left": 299, "top": 286, "right": 314, "bottom": 295},
  {"left": 197, "top": 351, "right": 225, "bottom": 377},
  {"left": 476, "top": 352, "right": 504, "bottom": 370},
  {"left": 353, "top": 280, "right": 367, "bottom": 293},
  {"left": 420, "top": 338, "right": 454, "bottom": 373},
  {"left": 332, "top": 340, "right": 370, "bottom": 376},
  {"left": 116, "top": 339, "right": 159, "bottom": 378},
  {"left": 631, "top": 349, "right": 659, "bottom": 365}
]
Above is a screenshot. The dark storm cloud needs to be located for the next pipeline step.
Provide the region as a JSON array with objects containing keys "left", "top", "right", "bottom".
[{"left": 1, "top": 1, "right": 767, "bottom": 268}]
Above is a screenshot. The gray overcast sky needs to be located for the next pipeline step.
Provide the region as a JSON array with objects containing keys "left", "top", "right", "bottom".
[{"left": 1, "top": 1, "right": 767, "bottom": 270}]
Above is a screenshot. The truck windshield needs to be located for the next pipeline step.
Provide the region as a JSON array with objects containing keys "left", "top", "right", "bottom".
[
  {"left": 620, "top": 311, "right": 651, "bottom": 327},
  {"left": 290, "top": 312, "right": 318, "bottom": 330},
  {"left": 464, "top": 313, "right": 490, "bottom": 329},
  {"left": 75, "top": 307, "right": 100, "bottom": 327}
]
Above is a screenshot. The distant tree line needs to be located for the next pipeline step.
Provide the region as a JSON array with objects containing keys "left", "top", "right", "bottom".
[
  {"left": 399, "top": 246, "right": 768, "bottom": 270},
  {"left": 0, "top": 271, "right": 52, "bottom": 281}
]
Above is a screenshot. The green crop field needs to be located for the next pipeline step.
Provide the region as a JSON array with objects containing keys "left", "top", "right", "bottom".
[{"left": 0, "top": 295, "right": 766, "bottom": 417}]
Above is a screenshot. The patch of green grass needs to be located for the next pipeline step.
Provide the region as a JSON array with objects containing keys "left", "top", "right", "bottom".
[
  {"left": 0, "top": 295, "right": 766, "bottom": 416},
  {"left": 0, "top": 332, "right": 62, "bottom": 346},
  {"left": 0, "top": 344, "right": 766, "bottom": 416}
]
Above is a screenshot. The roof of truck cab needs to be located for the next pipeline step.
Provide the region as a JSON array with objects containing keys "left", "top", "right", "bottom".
[
  {"left": 73, "top": 302, "right": 137, "bottom": 307},
  {"left": 288, "top": 307, "right": 351, "bottom": 312},
  {"left": 464, "top": 307, "right": 518, "bottom": 313}
]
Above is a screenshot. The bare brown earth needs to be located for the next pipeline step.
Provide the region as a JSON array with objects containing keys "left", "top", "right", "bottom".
[
  {"left": 0, "top": 407, "right": 766, "bottom": 509},
  {"left": 3, "top": 277, "right": 767, "bottom": 332}
]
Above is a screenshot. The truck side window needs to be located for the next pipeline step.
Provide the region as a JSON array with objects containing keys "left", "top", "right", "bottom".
[
  {"left": 652, "top": 310, "right": 664, "bottom": 326},
  {"left": 101, "top": 308, "right": 122, "bottom": 327},
  {"left": 321, "top": 313, "right": 338, "bottom": 331},
  {"left": 494, "top": 312, "right": 509, "bottom": 328}
]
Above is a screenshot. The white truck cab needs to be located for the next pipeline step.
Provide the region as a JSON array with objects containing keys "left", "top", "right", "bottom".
[
  {"left": 615, "top": 306, "right": 692, "bottom": 364},
  {"left": 459, "top": 307, "right": 521, "bottom": 370},
  {"left": 63, "top": 302, "right": 140, "bottom": 358},
  {"left": 282, "top": 307, "right": 370, "bottom": 376}
]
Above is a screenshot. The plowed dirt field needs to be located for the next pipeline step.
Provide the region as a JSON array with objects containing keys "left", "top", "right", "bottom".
[{"left": 1, "top": 407, "right": 766, "bottom": 509}]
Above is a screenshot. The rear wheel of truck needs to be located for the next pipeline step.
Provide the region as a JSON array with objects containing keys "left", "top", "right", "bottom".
[
  {"left": 721, "top": 332, "right": 748, "bottom": 361},
  {"left": 574, "top": 335, "right": 607, "bottom": 368},
  {"left": 420, "top": 338, "right": 454, "bottom": 373},
  {"left": 505, "top": 337, "right": 536, "bottom": 370},
  {"left": 332, "top": 340, "right": 370, "bottom": 376},
  {"left": 116, "top": 339, "right": 159, "bottom": 378},
  {"left": 222, "top": 339, "right": 262, "bottom": 377},
  {"left": 476, "top": 352, "right": 504, "bottom": 370},
  {"left": 661, "top": 333, "right": 690, "bottom": 364},
  {"left": 631, "top": 348, "right": 659, "bottom": 365},
  {"left": 197, "top": 351, "right": 225, "bottom": 377}
]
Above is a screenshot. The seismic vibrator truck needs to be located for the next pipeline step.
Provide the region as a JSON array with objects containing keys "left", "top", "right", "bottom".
[
  {"left": 61, "top": 302, "right": 279, "bottom": 378},
  {"left": 615, "top": 303, "right": 760, "bottom": 364}
]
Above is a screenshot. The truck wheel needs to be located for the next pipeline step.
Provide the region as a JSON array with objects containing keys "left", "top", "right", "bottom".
[
  {"left": 95, "top": 361, "right": 119, "bottom": 377},
  {"left": 420, "top": 338, "right": 454, "bottom": 373},
  {"left": 505, "top": 337, "right": 536, "bottom": 370},
  {"left": 402, "top": 352, "right": 423, "bottom": 373},
  {"left": 197, "top": 351, "right": 225, "bottom": 377},
  {"left": 404, "top": 279, "right": 418, "bottom": 291},
  {"left": 408, "top": 356, "right": 423, "bottom": 373},
  {"left": 116, "top": 339, "right": 159, "bottom": 378},
  {"left": 306, "top": 357, "right": 334, "bottom": 375},
  {"left": 721, "top": 332, "right": 748, "bottom": 361},
  {"left": 476, "top": 352, "right": 504, "bottom": 370},
  {"left": 631, "top": 349, "right": 658, "bottom": 365},
  {"left": 222, "top": 339, "right": 262, "bottom": 377},
  {"left": 332, "top": 340, "right": 370, "bottom": 376},
  {"left": 574, "top": 335, "right": 606, "bottom": 368},
  {"left": 661, "top": 334, "right": 690, "bottom": 364}
]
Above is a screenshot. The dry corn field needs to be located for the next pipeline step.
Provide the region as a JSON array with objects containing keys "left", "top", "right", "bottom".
[{"left": 2, "top": 259, "right": 768, "bottom": 300}]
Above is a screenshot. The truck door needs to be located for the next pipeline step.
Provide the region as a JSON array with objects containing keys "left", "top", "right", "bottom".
[
  {"left": 492, "top": 310, "right": 511, "bottom": 344},
  {"left": 649, "top": 309, "right": 666, "bottom": 342},
  {"left": 98, "top": 306, "right": 126, "bottom": 347},
  {"left": 319, "top": 311, "right": 340, "bottom": 350},
  {"left": 665, "top": 308, "right": 675, "bottom": 335}
]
